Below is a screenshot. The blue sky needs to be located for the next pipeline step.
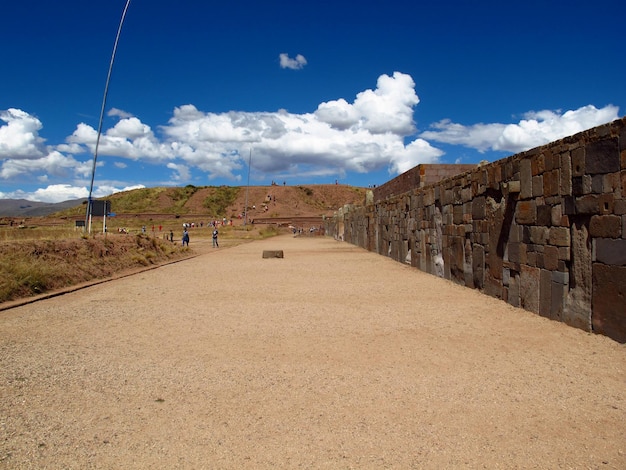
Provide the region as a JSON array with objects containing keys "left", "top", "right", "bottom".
[{"left": 1, "top": 0, "right": 624, "bottom": 203}]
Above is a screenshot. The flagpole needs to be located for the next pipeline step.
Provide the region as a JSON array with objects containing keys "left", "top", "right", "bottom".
[
  {"left": 244, "top": 148, "right": 252, "bottom": 226},
  {"left": 85, "top": 0, "right": 132, "bottom": 233}
]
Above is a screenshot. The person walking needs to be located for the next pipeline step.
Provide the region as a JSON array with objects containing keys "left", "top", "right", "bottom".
[
  {"left": 182, "top": 229, "right": 190, "bottom": 247},
  {"left": 212, "top": 228, "right": 219, "bottom": 248}
]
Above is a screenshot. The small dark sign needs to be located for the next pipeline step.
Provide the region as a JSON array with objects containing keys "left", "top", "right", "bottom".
[{"left": 91, "top": 200, "right": 111, "bottom": 217}]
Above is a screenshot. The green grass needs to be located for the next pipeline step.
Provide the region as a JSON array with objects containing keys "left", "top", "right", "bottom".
[{"left": 202, "top": 186, "right": 241, "bottom": 217}]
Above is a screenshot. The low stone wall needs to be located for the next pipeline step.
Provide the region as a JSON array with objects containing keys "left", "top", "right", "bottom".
[{"left": 327, "top": 117, "right": 626, "bottom": 343}]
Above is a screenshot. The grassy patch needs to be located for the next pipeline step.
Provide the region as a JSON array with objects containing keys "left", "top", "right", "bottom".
[
  {"left": 202, "top": 186, "right": 241, "bottom": 217},
  {"left": 258, "top": 226, "right": 280, "bottom": 239},
  {"left": 0, "top": 234, "right": 189, "bottom": 303}
]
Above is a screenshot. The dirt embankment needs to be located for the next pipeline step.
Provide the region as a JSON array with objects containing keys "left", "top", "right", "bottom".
[{"left": 0, "top": 234, "right": 190, "bottom": 305}]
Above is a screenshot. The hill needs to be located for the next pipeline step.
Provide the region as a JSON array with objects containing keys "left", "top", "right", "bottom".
[
  {"left": 0, "top": 198, "right": 88, "bottom": 217},
  {"left": 0, "top": 184, "right": 367, "bottom": 221}
]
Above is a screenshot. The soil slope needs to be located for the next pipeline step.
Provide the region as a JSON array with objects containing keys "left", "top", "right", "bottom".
[{"left": 185, "top": 184, "right": 366, "bottom": 219}]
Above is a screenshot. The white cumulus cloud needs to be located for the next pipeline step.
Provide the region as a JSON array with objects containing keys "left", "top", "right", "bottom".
[
  {"left": 0, "top": 108, "right": 47, "bottom": 159},
  {"left": 1, "top": 72, "right": 621, "bottom": 204},
  {"left": 420, "top": 104, "right": 620, "bottom": 153},
  {"left": 279, "top": 53, "right": 307, "bottom": 70}
]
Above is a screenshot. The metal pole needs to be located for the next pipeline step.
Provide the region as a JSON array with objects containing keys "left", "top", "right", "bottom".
[
  {"left": 85, "top": 0, "right": 132, "bottom": 233},
  {"left": 244, "top": 148, "right": 252, "bottom": 226}
]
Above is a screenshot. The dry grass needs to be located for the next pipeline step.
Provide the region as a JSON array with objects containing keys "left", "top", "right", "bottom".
[
  {"left": 0, "top": 233, "right": 190, "bottom": 304},
  {"left": 0, "top": 218, "right": 290, "bottom": 304}
]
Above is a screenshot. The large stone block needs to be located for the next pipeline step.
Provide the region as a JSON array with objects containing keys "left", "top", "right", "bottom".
[
  {"left": 591, "top": 174, "right": 604, "bottom": 194},
  {"left": 585, "top": 137, "right": 620, "bottom": 174},
  {"left": 537, "top": 205, "right": 552, "bottom": 226},
  {"left": 532, "top": 175, "right": 544, "bottom": 198},
  {"left": 453, "top": 204, "right": 464, "bottom": 224},
  {"left": 589, "top": 215, "right": 622, "bottom": 238},
  {"left": 516, "top": 200, "right": 536, "bottom": 225},
  {"left": 520, "top": 264, "right": 540, "bottom": 314},
  {"left": 520, "top": 159, "right": 532, "bottom": 199},
  {"left": 449, "top": 236, "right": 466, "bottom": 284},
  {"left": 560, "top": 152, "right": 573, "bottom": 195},
  {"left": 543, "top": 169, "right": 560, "bottom": 197},
  {"left": 549, "top": 226, "right": 571, "bottom": 247},
  {"left": 472, "top": 196, "right": 486, "bottom": 220},
  {"left": 571, "top": 146, "right": 585, "bottom": 176},
  {"left": 507, "top": 272, "right": 520, "bottom": 307},
  {"left": 543, "top": 245, "right": 559, "bottom": 271},
  {"left": 551, "top": 281, "right": 566, "bottom": 321},
  {"left": 539, "top": 269, "right": 552, "bottom": 318},
  {"left": 575, "top": 194, "right": 614, "bottom": 215},
  {"left": 530, "top": 226, "right": 550, "bottom": 245},
  {"left": 531, "top": 152, "right": 545, "bottom": 176},
  {"left": 472, "top": 244, "right": 485, "bottom": 289},
  {"left": 594, "top": 238, "right": 626, "bottom": 265},
  {"left": 262, "top": 250, "right": 284, "bottom": 258},
  {"left": 592, "top": 263, "right": 626, "bottom": 343}
]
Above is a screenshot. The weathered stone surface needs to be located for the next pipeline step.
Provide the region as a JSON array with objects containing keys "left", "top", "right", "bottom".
[
  {"left": 449, "top": 236, "right": 465, "bottom": 284},
  {"left": 536, "top": 205, "right": 552, "bottom": 226},
  {"left": 543, "top": 245, "right": 559, "bottom": 271},
  {"left": 530, "top": 226, "right": 550, "bottom": 245},
  {"left": 549, "top": 227, "right": 570, "bottom": 247},
  {"left": 472, "top": 197, "right": 486, "bottom": 220},
  {"left": 575, "top": 195, "right": 601, "bottom": 214},
  {"left": 507, "top": 272, "right": 519, "bottom": 307},
  {"left": 594, "top": 238, "right": 626, "bottom": 265},
  {"left": 576, "top": 193, "right": 615, "bottom": 215},
  {"left": 592, "top": 263, "right": 626, "bottom": 343},
  {"left": 551, "top": 204, "right": 563, "bottom": 226},
  {"left": 520, "top": 159, "right": 532, "bottom": 199},
  {"left": 551, "top": 281, "right": 566, "bottom": 321},
  {"left": 452, "top": 204, "right": 463, "bottom": 224},
  {"left": 585, "top": 138, "right": 620, "bottom": 174},
  {"left": 560, "top": 152, "right": 573, "bottom": 195},
  {"left": 543, "top": 170, "right": 560, "bottom": 197},
  {"left": 516, "top": 201, "right": 536, "bottom": 225},
  {"left": 507, "top": 242, "right": 520, "bottom": 264},
  {"left": 591, "top": 174, "right": 604, "bottom": 194},
  {"left": 572, "top": 177, "right": 584, "bottom": 197},
  {"left": 589, "top": 215, "right": 621, "bottom": 238},
  {"left": 539, "top": 269, "right": 552, "bottom": 318},
  {"left": 532, "top": 175, "right": 543, "bottom": 198},
  {"left": 571, "top": 146, "right": 585, "bottom": 176},
  {"left": 262, "top": 250, "right": 284, "bottom": 258},
  {"left": 532, "top": 153, "right": 545, "bottom": 176},
  {"left": 472, "top": 244, "right": 485, "bottom": 289},
  {"left": 520, "top": 265, "right": 540, "bottom": 314}
]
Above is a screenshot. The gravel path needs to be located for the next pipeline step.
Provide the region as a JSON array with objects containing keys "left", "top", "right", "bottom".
[{"left": 1, "top": 235, "right": 625, "bottom": 469}]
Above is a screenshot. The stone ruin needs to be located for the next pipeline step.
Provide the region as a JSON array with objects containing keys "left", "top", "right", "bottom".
[{"left": 326, "top": 117, "right": 626, "bottom": 343}]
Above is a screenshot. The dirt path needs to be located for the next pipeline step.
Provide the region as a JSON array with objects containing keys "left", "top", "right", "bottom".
[{"left": 1, "top": 235, "right": 624, "bottom": 469}]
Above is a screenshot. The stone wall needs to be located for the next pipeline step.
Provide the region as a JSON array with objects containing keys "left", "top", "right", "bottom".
[
  {"left": 372, "top": 164, "right": 476, "bottom": 201},
  {"left": 327, "top": 117, "right": 626, "bottom": 343}
]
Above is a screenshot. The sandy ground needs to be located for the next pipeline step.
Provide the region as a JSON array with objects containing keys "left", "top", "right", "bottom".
[{"left": 0, "top": 235, "right": 625, "bottom": 469}]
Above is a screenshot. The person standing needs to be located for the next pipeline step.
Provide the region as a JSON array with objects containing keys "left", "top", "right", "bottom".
[
  {"left": 212, "top": 228, "right": 219, "bottom": 248},
  {"left": 182, "top": 229, "right": 190, "bottom": 246}
]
